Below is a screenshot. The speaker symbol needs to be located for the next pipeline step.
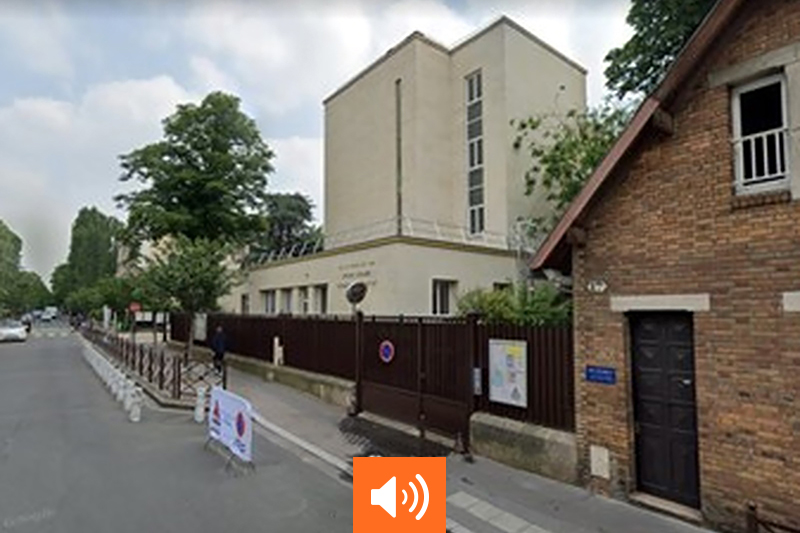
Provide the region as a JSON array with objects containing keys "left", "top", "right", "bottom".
[{"left": 370, "top": 474, "right": 430, "bottom": 520}]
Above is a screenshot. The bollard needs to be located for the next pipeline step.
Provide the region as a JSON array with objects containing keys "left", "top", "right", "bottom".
[
  {"left": 194, "top": 386, "right": 207, "bottom": 423},
  {"left": 128, "top": 388, "right": 142, "bottom": 423},
  {"left": 115, "top": 376, "right": 126, "bottom": 402},
  {"left": 123, "top": 380, "right": 134, "bottom": 411}
]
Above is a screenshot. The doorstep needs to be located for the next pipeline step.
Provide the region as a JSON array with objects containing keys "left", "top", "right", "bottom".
[{"left": 629, "top": 492, "right": 703, "bottom": 525}]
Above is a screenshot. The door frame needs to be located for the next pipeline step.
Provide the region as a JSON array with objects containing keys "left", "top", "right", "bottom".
[{"left": 626, "top": 311, "right": 702, "bottom": 509}]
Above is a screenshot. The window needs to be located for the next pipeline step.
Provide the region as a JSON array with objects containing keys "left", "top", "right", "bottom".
[
  {"left": 732, "top": 74, "right": 788, "bottom": 193},
  {"left": 240, "top": 294, "right": 250, "bottom": 315},
  {"left": 262, "top": 290, "right": 276, "bottom": 315},
  {"left": 314, "top": 284, "right": 328, "bottom": 315},
  {"left": 280, "top": 288, "right": 293, "bottom": 314},
  {"left": 299, "top": 286, "right": 309, "bottom": 315},
  {"left": 466, "top": 70, "right": 484, "bottom": 234},
  {"left": 432, "top": 279, "right": 456, "bottom": 316}
]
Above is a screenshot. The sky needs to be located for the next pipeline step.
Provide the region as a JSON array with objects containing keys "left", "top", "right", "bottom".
[{"left": 0, "top": 0, "right": 632, "bottom": 284}]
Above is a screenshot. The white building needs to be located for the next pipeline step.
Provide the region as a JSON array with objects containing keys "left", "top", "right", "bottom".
[{"left": 221, "top": 16, "right": 586, "bottom": 316}]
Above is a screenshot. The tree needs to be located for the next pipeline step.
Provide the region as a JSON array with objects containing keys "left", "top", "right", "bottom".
[
  {"left": 51, "top": 263, "right": 76, "bottom": 307},
  {"left": 604, "top": 0, "right": 717, "bottom": 99},
  {"left": 512, "top": 100, "right": 633, "bottom": 237},
  {"left": 0, "top": 220, "right": 22, "bottom": 312},
  {"left": 115, "top": 91, "right": 275, "bottom": 246},
  {"left": 251, "top": 193, "right": 319, "bottom": 255},
  {"left": 456, "top": 283, "right": 571, "bottom": 326},
  {"left": 144, "top": 236, "right": 238, "bottom": 356},
  {"left": 96, "top": 276, "right": 135, "bottom": 324},
  {"left": 66, "top": 207, "right": 122, "bottom": 290},
  {"left": 5, "top": 271, "right": 52, "bottom": 315},
  {"left": 64, "top": 285, "right": 103, "bottom": 317}
]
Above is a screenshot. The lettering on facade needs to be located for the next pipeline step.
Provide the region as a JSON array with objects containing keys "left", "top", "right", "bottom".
[{"left": 336, "top": 260, "right": 378, "bottom": 289}]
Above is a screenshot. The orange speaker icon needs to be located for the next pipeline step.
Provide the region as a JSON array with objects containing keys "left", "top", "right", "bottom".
[
  {"left": 370, "top": 474, "right": 430, "bottom": 520},
  {"left": 354, "top": 457, "right": 444, "bottom": 533}
]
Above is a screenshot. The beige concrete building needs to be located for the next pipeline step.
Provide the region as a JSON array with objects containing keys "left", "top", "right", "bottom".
[{"left": 222, "top": 16, "right": 586, "bottom": 317}]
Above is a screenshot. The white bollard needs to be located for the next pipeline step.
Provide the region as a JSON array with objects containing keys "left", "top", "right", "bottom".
[
  {"left": 115, "top": 376, "right": 126, "bottom": 402},
  {"left": 128, "top": 388, "right": 142, "bottom": 423},
  {"left": 194, "top": 386, "right": 207, "bottom": 423},
  {"left": 123, "top": 380, "right": 134, "bottom": 411}
]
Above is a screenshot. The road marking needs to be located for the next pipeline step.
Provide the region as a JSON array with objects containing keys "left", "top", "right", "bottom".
[
  {"left": 2, "top": 508, "right": 56, "bottom": 530},
  {"left": 447, "top": 491, "right": 552, "bottom": 533},
  {"left": 446, "top": 517, "right": 476, "bottom": 533}
]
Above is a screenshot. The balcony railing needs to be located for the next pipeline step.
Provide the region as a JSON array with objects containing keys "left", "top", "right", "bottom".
[
  {"left": 735, "top": 127, "right": 788, "bottom": 188},
  {"left": 248, "top": 216, "right": 540, "bottom": 266}
]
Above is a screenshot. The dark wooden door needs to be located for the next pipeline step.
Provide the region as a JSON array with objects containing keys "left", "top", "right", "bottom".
[{"left": 631, "top": 312, "right": 700, "bottom": 508}]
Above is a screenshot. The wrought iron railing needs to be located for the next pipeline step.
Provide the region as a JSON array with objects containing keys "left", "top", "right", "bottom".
[{"left": 747, "top": 503, "right": 800, "bottom": 533}]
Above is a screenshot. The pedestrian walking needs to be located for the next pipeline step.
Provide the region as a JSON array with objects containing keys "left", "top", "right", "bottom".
[{"left": 211, "top": 325, "right": 226, "bottom": 373}]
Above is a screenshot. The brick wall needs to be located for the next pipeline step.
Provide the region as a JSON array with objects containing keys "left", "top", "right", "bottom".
[{"left": 573, "top": 0, "right": 800, "bottom": 530}]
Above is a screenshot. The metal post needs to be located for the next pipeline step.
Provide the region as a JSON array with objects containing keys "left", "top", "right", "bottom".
[
  {"left": 351, "top": 310, "right": 364, "bottom": 416},
  {"left": 158, "top": 349, "right": 165, "bottom": 390},
  {"left": 173, "top": 357, "right": 181, "bottom": 399},
  {"left": 416, "top": 317, "right": 426, "bottom": 440}
]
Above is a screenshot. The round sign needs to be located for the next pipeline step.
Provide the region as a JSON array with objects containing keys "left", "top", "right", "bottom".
[
  {"left": 378, "top": 340, "right": 395, "bottom": 364},
  {"left": 346, "top": 281, "right": 368, "bottom": 305},
  {"left": 236, "top": 411, "right": 247, "bottom": 438}
]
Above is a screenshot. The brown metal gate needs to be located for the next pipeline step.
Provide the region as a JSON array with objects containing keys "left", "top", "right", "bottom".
[{"left": 355, "top": 314, "right": 474, "bottom": 444}]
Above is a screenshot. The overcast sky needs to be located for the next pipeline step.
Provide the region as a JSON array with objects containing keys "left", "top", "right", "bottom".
[{"left": 0, "top": 0, "right": 632, "bottom": 283}]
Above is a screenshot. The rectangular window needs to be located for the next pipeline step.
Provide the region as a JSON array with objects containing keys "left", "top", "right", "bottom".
[
  {"left": 299, "top": 286, "right": 309, "bottom": 315},
  {"left": 240, "top": 294, "right": 250, "bottom": 315},
  {"left": 281, "top": 288, "right": 293, "bottom": 314},
  {"left": 262, "top": 290, "right": 276, "bottom": 315},
  {"left": 314, "top": 284, "right": 328, "bottom": 315},
  {"left": 466, "top": 70, "right": 484, "bottom": 235},
  {"left": 732, "top": 74, "right": 788, "bottom": 193},
  {"left": 432, "top": 279, "right": 456, "bottom": 316}
]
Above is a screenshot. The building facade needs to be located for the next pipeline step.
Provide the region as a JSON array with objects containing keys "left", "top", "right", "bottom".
[
  {"left": 222, "top": 17, "right": 586, "bottom": 317},
  {"left": 533, "top": 0, "right": 800, "bottom": 530}
]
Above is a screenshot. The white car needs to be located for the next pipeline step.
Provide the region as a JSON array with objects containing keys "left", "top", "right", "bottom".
[{"left": 0, "top": 320, "right": 28, "bottom": 342}]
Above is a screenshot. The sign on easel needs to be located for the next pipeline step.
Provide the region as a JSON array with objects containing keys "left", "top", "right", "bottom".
[{"left": 208, "top": 386, "right": 253, "bottom": 463}]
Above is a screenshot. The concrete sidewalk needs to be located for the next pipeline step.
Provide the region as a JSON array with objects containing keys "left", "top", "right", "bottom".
[{"left": 226, "top": 366, "right": 715, "bottom": 533}]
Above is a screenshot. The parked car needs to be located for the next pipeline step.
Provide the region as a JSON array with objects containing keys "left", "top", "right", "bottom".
[{"left": 0, "top": 320, "right": 28, "bottom": 342}]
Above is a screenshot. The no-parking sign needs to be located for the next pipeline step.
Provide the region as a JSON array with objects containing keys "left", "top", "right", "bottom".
[
  {"left": 208, "top": 386, "right": 253, "bottom": 462},
  {"left": 378, "top": 340, "right": 395, "bottom": 364}
]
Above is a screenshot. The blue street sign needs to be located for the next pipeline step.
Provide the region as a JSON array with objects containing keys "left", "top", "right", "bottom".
[
  {"left": 379, "top": 340, "right": 395, "bottom": 364},
  {"left": 585, "top": 365, "right": 616, "bottom": 385}
]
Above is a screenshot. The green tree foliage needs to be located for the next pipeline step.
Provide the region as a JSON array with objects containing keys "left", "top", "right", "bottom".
[
  {"left": 0, "top": 220, "right": 22, "bottom": 310},
  {"left": 115, "top": 91, "right": 275, "bottom": 246},
  {"left": 512, "top": 101, "right": 633, "bottom": 236},
  {"left": 4, "top": 271, "right": 52, "bottom": 315},
  {"left": 456, "top": 283, "right": 571, "bottom": 326},
  {"left": 65, "top": 207, "right": 122, "bottom": 290},
  {"left": 604, "top": 0, "right": 717, "bottom": 99},
  {"left": 248, "top": 193, "right": 321, "bottom": 260},
  {"left": 50, "top": 263, "right": 76, "bottom": 307},
  {"left": 64, "top": 285, "right": 103, "bottom": 316},
  {"left": 143, "top": 236, "right": 238, "bottom": 354},
  {"left": 95, "top": 275, "right": 135, "bottom": 318}
]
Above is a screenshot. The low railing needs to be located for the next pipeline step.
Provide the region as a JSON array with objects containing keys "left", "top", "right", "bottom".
[
  {"left": 747, "top": 503, "right": 800, "bottom": 533},
  {"left": 81, "top": 328, "right": 226, "bottom": 401},
  {"left": 249, "top": 216, "right": 517, "bottom": 266}
]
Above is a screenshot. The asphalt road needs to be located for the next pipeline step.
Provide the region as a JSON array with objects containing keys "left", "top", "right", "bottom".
[{"left": 0, "top": 333, "right": 353, "bottom": 532}]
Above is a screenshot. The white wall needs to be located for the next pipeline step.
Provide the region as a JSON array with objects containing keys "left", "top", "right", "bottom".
[{"left": 220, "top": 240, "right": 519, "bottom": 316}]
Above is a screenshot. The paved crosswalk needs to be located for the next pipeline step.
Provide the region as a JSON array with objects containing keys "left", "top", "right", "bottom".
[
  {"left": 446, "top": 491, "right": 551, "bottom": 533},
  {"left": 28, "top": 330, "right": 72, "bottom": 339}
]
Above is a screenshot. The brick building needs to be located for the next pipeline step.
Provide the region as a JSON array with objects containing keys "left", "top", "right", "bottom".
[{"left": 532, "top": 0, "right": 800, "bottom": 530}]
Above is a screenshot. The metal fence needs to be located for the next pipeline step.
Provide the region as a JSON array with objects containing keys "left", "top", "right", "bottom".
[
  {"left": 83, "top": 327, "right": 225, "bottom": 401},
  {"left": 170, "top": 312, "right": 575, "bottom": 432}
]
